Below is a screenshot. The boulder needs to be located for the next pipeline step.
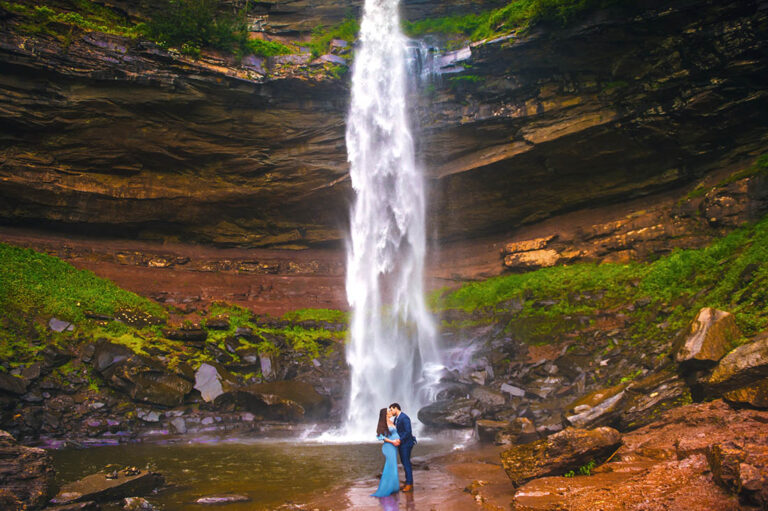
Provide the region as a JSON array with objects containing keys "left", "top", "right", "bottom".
[
  {"left": 0, "top": 373, "right": 28, "bottom": 395},
  {"left": 564, "top": 382, "right": 628, "bottom": 429},
  {"left": 722, "top": 378, "right": 768, "bottom": 408},
  {"left": 475, "top": 420, "right": 508, "bottom": 443},
  {"left": 243, "top": 381, "right": 330, "bottom": 419},
  {"left": 675, "top": 308, "right": 740, "bottom": 369},
  {"left": 123, "top": 496, "right": 158, "bottom": 510},
  {"left": 707, "top": 441, "right": 768, "bottom": 508},
  {"left": 494, "top": 417, "right": 538, "bottom": 446},
  {"left": 417, "top": 398, "right": 479, "bottom": 428},
  {"left": 0, "top": 430, "right": 55, "bottom": 510},
  {"left": 204, "top": 317, "right": 230, "bottom": 330},
  {"left": 195, "top": 494, "right": 251, "bottom": 504},
  {"left": 213, "top": 389, "right": 305, "bottom": 422},
  {"left": 504, "top": 249, "right": 561, "bottom": 270},
  {"left": 162, "top": 328, "right": 207, "bottom": 343},
  {"left": 617, "top": 368, "right": 692, "bottom": 430},
  {"left": 470, "top": 386, "right": 506, "bottom": 408},
  {"left": 707, "top": 332, "right": 768, "bottom": 392},
  {"left": 48, "top": 317, "right": 74, "bottom": 332},
  {"left": 194, "top": 363, "right": 238, "bottom": 403},
  {"left": 50, "top": 470, "right": 164, "bottom": 505},
  {"left": 500, "top": 383, "right": 526, "bottom": 397},
  {"left": 500, "top": 426, "right": 621, "bottom": 487},
  {"left": 93, "top": 342, "right": 193, "bottom": 407}
]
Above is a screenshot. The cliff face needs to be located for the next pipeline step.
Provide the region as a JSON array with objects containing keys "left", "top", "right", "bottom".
[
  {"left": 422, "top": 0, "right": 768, "bottom": 240},
  {"left": 0, "top": 0, "right": 766, "bottom": 249}
]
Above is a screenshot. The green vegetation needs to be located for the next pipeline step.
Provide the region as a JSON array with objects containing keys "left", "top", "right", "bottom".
[
  {"left": 281, "top": 308, "right": 348, "bottom": 324},
  {"left": 307, "top": 17, "right": 359, "bottom": 58},
  {"left": 1, "top": 0, "right": 296, "bottom": 58},
  {"left": 683, "top": 153, "right": 768, "bottom": 203},
  {"left": 245, "top": 38, "right": 294, "bottom": 58},
  {"left": 435, "top": 212, "right": 768, "bottom": 346},
  {"left": 404, "top": 0, "right": 626, "bottom": 43},
  {"left": 619, "top": 368, "right": 643, "bottom": 383},
  {"left": 2, "top": 0, "right": 139, "bottom": 39},
  {"left": 0, "top": 243, "right": 165, "bottom": 324},
  {"left": 564, "top": 459, "right": 596, "bottom": 477}
]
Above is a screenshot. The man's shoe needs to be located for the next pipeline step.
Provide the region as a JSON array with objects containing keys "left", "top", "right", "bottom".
[{"left": 401, "top": 484, "right": 413, "bottom": 492}]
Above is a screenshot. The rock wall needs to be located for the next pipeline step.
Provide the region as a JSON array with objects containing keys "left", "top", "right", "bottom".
[{"left": 0, "top": 0, "right": 767, "bottom": 251}]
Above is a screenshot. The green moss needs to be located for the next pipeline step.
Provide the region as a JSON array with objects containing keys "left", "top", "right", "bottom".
[
  {"left": 245, "top": 38, "right": 295, "bottom": 57},
  {"left": 281, "top": 308, "right": 348, "bottom": 324},
  {"left": 718, "top": 153, "right": 768, "bottom": 187},
  {"left": 308, "top": 17, "right": 359, "bottom": 58},
  {"left": 0, "top": 243, "right": 166, "bottom": 324},
  {"left": 3, "top": 0, "right": 139, "bottom": 39},
  {"left": 404, "top": 0, "right": 627, "bottom": 42},
  {"left": 436, "top": 213, "right": 768, "bottom": 346}
]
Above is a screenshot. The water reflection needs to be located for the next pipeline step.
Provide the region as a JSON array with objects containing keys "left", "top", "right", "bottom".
[{"left": 50, "top": 438, "right": 447, "bottom": 511}]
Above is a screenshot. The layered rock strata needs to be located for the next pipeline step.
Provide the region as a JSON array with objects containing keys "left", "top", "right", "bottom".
[{"left": 1, "top": 0, "right": 766, "bottom": 247}]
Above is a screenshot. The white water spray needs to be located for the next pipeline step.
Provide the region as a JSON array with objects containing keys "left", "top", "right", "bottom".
[{"left": 341, "top": 0, "right": 442, "bottom": 440}]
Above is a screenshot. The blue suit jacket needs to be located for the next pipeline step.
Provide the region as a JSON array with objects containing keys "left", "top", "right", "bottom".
[{"left": 395, "top": 412, "right": 415, "bottom": 445}]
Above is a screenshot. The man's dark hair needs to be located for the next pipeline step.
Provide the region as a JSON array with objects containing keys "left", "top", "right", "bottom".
[{"left": 389, "top": 402, "right": 401, "bottom": 411}]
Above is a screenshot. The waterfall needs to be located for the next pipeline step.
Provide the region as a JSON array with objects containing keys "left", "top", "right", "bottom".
[{"left": 342, "top": 0, "right": 442, "bottom": 440}]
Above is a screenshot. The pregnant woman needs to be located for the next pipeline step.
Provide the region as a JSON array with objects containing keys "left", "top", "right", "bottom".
[{"left": 371, "top": 407, "right": 400, "bottom": 497}]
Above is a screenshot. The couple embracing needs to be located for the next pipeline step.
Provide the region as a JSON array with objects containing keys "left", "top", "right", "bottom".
[{"left": 372, "top": 402, "right": 416, "bottom": 498}]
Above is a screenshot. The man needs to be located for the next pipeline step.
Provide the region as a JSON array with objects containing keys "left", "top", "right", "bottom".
[{"left": 388, "top": 402, "right": 416, "bottom": 492}]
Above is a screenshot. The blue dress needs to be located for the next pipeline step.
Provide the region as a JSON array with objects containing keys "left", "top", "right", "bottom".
[{"left": 372, "top": 426, "right": 400, "bottom": 497}]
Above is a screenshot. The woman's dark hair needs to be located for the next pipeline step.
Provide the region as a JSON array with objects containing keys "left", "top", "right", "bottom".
[{"left": 376, "top": 408, "right": 389, "bottom": 437}]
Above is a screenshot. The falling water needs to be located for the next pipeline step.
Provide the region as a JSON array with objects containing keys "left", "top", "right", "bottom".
[{"left": 342, "top": 0, "right": 442, "bottom": 439}]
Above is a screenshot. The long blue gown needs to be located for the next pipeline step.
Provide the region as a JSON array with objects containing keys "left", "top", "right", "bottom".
[{"left": 372, "top": 426, "right": 400, "bottom": 497}]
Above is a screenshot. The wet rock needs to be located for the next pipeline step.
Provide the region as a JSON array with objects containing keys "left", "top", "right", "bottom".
[
  {"left": 136, "top": 409, "right": 160, "bottom": 423},
  {"left": 501, "top": 426, "right": 621, "bottom": 487},
  {"left": 194, "top": 363, "right": 238, "bottom": 402},
  {"left": 618, "top": 368, "right": 691, "bottom": 430},
  {"left": 500, "top": 383, "right": 526, "bottom": 397},
  {"left": 92, "top": 342, "right": 133, "bottom": 373},
  {"left": 707, "top": 441, "right": 768, "bottom": 508},
  {"left": 0, "top": 373, "right": 28, "bottom": 395},
  {"left": 722, "top": 378, "right": 768, "bottom": 408},
  {"left": 434, "top": 381, "right": 470, "bottom": 401},
  {"left": 511, "top": 400, "right": 768, "bottom": 510},
  {"left": 234, "top": 326, "right": 255, "bottom": 340},
  {"left": 504, "top": 249, "right": 561, "bottom": 271},
  {"left": 94, "top": 343, "right": 193, "bottom": 407},
  {"left": 162, "top": 328, "right": 207, "bottom": 343},
  {"left": 21, "top": 362, "right": 43, "bottom": 382},
  {"left": 0, "top": 430, "right": 55, "bottom": 509},
  {"left": 260, "top": 354, "right": 274, "bottom": 381},
  {"left": 242, "top": 381, "right": 330, "bottom": 419},
  {"left": 46, "top": 502, "right": 100, "bottom": 510},
  {"left": 42, "top": 345, "right": 73, "bottom": 368},
  {"left": 204, "top": 317, "right": 230, "bottom": 330},
  {"left": 494, "top": 417, "right": 538, "bottom": 446},
  {"left": 675, "top": 308, "right": 740, "bottom": 370},
  {"left": 707, "top": 332, "right": 768, "bottom": 393},
  {"left": 564, "top": 382, "right": 628, "bottom": 429},
  {"left": 475, "top": 419, "right": 508, "bottom": 443},
  {"left": 195, "top": 494, "right": 251, "bottom": 505},
  {"left": 418, "top": 398, "right": 479, "bottom": 428},
  {"left": 51, "top": 469, "right": 164, "bottom": 505},
  {"left": 49, "top": 317, "right": 74, "bottom": 332},
  {"left": 169, "top": 417, "right": 187, "bottom": 434},
  {"left": 470, "top": 386, "right": 506, "bottom": 408},
  {"left": 213, "top": 389, "right": 305, "bottom": 422},
  {"left": 124, "top": 496, "right": 157, "bottom": 510}
]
